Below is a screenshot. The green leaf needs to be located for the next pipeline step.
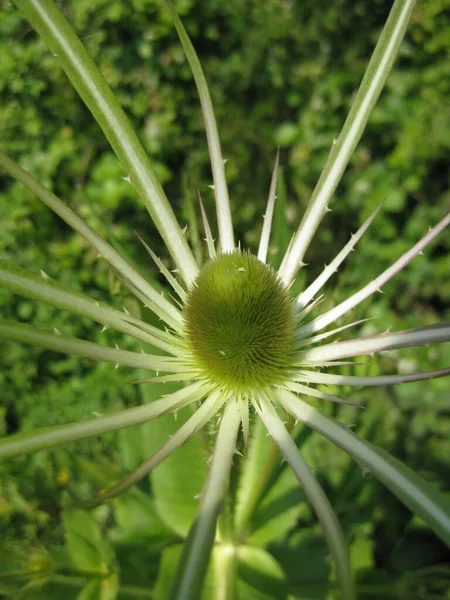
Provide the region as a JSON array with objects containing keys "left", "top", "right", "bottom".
[
  {"left": 140, "top": 383, "right": 209, "bottom": 537},
  {"left": 112, "top": 487, "right": 175, "bottom": 545},
  {"left": 63, "top": 503, "right": 114, "bottom": 573},
  {"left": 76, "top": 577, "right": 119, "bottom": 600},
  {"left": 237, "top": 546, "right": 288, "bottom": 599},
  {"left": 270, "top": 530, "right": 331, "bottom": 598},
  {"left": 249, "top": 469, "right": 305, "bottom": 547},
  {"left": 76, "top": 581, "right": 103, "bottom": 600}
]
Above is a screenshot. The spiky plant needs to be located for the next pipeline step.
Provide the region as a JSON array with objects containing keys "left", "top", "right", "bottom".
[{"left": 1, "top": 0, "right": 449, "bottom": 598}]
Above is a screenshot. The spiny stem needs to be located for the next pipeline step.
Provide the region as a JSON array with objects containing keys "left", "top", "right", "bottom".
[
  {"left": 0, "top": 382, "right": 206, "bottom": 460},
  {"left": 297, "top": 211, "right": 450, "bottom": 338},
  {"left": 277, "top": 388, "right": 450, "bottom": 546},
  {"left": 303, "top": 322, "right": 450, "bottom": 362},
  {"left": 13, "top": 0, "right": 199, "bottom": 285},
  {"left": 0, "top": 151, "right": 182, "bottom": 328},
  {"left": 169, "top": 400, "right": 241, "bottom": 600},
  {"left": 281, "top": 0, "right": 417, "bottom": 284},
  {"left": 167, "top": 2, "right": 235, "bottom": 252},
  {"left": 254, "top": 394, "right": 356, "bottom": 600},
  {"left": 258, "top": 149, "right": 280, "bottom": 264}
]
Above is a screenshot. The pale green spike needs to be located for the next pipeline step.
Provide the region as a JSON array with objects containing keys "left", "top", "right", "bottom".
[
  {"left": 296, "top": 204, "right": 383, "bottom": 310},
  {"left": 135, "top": 231, "right": 187, "bottom": 301},
  {"left": 294, "top": 367, "right": 450, "bottom": 387},
  {"left": 167, "top": 2, "right": 235, "bottom": 252},
  {"left": 258, "top": 149, "right": 280, "bottom": 264},
  {"left": 281, "top": 0, "right": 417, "bottom": 285},
  {"left": 0, "top": 320, "right": 181, "bottom": 372},
  {"left": 77, "top": 389, "right": 227, "bottom": 507},
  {"left": 0, "top": 381, "right": 207, "bottom": 460},
  {"left": 303, "top": 322, "right": 450, "bottom": 363},
  {"left": 12, "top": 0, "right": 199, "bottom": 285},
  {"left": 0, "top": 260, "right": 180, "bottom": 355},
  {"left": 285, "top": 380, "right": 360, "bottom": 407},
  {"left": 0, "top": 152, "right": 182, "bottom": 329},
  {"left": 297, "top": 212, "right": 450, "bottom": 339},
  {"left": 253, "top": 393, "right": 355, "bottom": 600},
  {"left": 198, "top": 192, "right": 217, "bottom": 259}
]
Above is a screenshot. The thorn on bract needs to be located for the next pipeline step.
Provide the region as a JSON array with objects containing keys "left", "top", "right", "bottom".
[{"left": 40, "top": 270, "right": 50, "bottom": 280}]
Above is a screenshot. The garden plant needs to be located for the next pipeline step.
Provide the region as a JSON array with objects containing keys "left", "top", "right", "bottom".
[{"left": 0, "top": 0, "right": 449, "bottom": 599}]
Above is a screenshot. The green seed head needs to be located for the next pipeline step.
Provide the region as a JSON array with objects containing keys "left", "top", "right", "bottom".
[{"left": 184, "top": 252, "right": 295, "bottom": 392}]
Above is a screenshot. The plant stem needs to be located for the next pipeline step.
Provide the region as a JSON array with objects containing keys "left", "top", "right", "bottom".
[
  {"left": 214, "top": 544, "right": 238, "bottom": 600},
  {"left": 13, "top": 0, "right": 198, "bottom": 285},
  {"left": 234, "top": 416, "right": 292, "bottom": 538},
  {"left": 278, "top": 389, "right": 450, "bottom": 545},
  {"left": 254, "top": 395, "right": 356, "bottom": 600},
  {"left": 281, "top": 0, "right": 417, "bottom": 284},
  {"left": 0, "top": 381, "right": 205, "bottom": 459},
  {"left": 0, "top": 151, "right": 181, "bottom": 328},
  {"left": 169, "top": 400, "right": 241, "bottom": 600}
]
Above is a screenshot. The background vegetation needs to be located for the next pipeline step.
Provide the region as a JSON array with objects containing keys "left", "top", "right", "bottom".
[{"left": 0, "top": 0, "right": 449, "bottom": 598}]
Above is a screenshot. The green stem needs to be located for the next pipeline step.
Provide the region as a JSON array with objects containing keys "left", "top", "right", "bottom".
[
  {"left": 255, "top": 395, "right": 355, "bottom": 600},
  {"left": 281, "top": 0, "right": 417, "bottom": 284},
  {"left": 169, "top": 400, "right": 241, "bottom": 600},
  {"left": 214, "top": 544, "right": 238, "bottom": 600},
  {"left": 13, "top": 0, "right": 198, "bottom": 286},
  {"left": 234, "top": 417, "right": 291, "bottom": 538},
  {"left": 0, "top": 151, "right": 181, "bottom": 328},
  {"left": 0, "top": 320, "right": 178, "bottom": 372},
  {"left": 0, "top": 260, "right": 182, "bottom": 355},
  {"left": 278, "top": 389, "right": 450, "bottom": 546},
  {"left": 0, "top": 381, "right": 205, "bottom": 459}
]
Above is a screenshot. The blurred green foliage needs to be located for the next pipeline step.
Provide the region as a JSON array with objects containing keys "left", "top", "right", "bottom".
[{"left": 0, "top": 0, "right": 449, "bottom": 598}]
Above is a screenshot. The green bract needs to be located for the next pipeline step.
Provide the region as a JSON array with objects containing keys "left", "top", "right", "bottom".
[{"left": 184, "top": 252, "right": 295, "bottom": 392}]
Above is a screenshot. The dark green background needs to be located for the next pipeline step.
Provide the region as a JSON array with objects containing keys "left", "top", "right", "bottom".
[{"left": 0, "top": 0, "right": 449, "bottom": 598}]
